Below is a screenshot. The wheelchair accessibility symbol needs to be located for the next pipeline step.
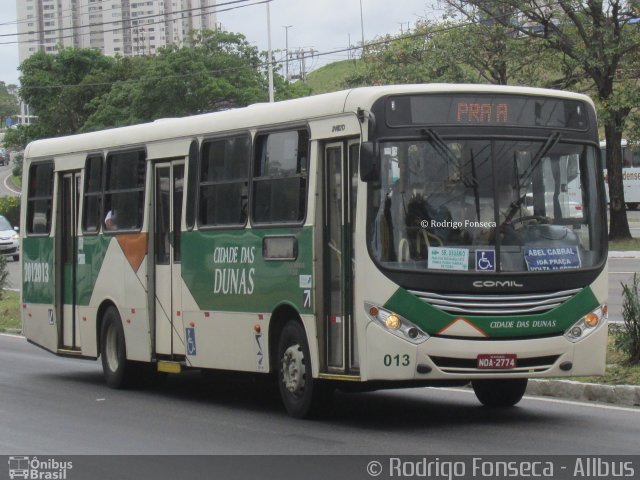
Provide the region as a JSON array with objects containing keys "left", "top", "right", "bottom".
[
  {"left": 475, "top": 249, "right": 496, "bottom": 272},
  {"left": 186, "top": 327, "right": 197, "bottom": 356}
]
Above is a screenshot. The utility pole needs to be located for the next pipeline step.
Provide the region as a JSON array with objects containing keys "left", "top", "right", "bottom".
[
  {"left": 283, "top": 25, "right": 293, "bottom": 81},
  {"left": 266, "top": 3, "right": 274, "bottom": 103},
  {"left": 359, "top": 0, "right": 365, "bottom": 55}
]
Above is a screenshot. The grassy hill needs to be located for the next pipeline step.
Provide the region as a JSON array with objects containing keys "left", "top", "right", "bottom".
[{"left": 305, "top": 59, "right": 363, "bottom": 94}]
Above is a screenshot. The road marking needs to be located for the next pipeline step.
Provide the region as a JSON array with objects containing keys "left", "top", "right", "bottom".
[
  {"left": 0, "top": 332, "right": 24, "bottom": 339},
  {"left": 610, "top": 272, "right": 637, "bottom": 274},
  {"left": 433, "top": 386, "right": 640, "bottom": 413},
  {"left": 2, "top": 171, "right": 20, "bottom": 195},
  {"left": 523, "top": 394, "right": 640, "bottom": 413}
]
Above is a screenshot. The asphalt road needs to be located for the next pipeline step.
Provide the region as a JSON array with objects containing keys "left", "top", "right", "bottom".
[
  {"left": 0, "top": 161, "right": 20, "bottom": 198},
  {"left": 1, "top": 333, "right": 639, "bottom": 456}
]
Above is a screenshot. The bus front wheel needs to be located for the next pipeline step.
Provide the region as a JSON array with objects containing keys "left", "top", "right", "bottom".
[
  {"left": 472, "top": 378, "right": 528, "bottom": 407},
  {"left": 277, "top": 320, "right": 331, "bottom": 418},
  {"left": 100, "top": 306, "right": 137, "bottom": 389}
]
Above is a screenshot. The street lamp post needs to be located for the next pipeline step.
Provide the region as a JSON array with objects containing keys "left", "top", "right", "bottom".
[
  {"left": 267, "top": 3, "right": 274, "bottom": 102},
  {"left": 283, "top": 25, "right": 293, "bottom": 81},
  {"left": 359, "top": 0, "right": 365, "bottom": 54}
]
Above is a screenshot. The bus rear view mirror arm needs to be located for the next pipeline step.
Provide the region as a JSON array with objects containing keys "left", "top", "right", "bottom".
[{"left": 360, "top": 141, "right": 379, "bottom": 182}]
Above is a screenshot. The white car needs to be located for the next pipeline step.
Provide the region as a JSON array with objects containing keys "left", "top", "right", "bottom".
[{"left": 0, "top": 215, "right": 19, "bottom": 261}]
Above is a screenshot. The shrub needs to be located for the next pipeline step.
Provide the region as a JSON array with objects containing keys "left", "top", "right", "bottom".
[
  {"left": 616, "top": 274, "right": 640, "bottom": 364},
  {"left": 0, "top": 255, "right": 7, "bottom": 300},
  {"left": 0, "top": 196, "right": 20, "bottom": 227},
  {"left": 12, "top": 152, "right": 23, "bottom": 180}
]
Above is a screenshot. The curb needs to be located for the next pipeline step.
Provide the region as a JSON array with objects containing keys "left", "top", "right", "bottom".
[
  {"left": 527, "top": 379, "right": 640, "bottom": 407},
  {"left": 608, "top": 250, "right": 640, "bottom": 258}
]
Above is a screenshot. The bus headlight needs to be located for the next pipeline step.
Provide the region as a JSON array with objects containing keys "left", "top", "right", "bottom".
[
  {"left": 365, "top": 302, "right": 429, "bottom": 344},
  {"left": 564, "top": 305, "right": 607, "bottom": 343}
]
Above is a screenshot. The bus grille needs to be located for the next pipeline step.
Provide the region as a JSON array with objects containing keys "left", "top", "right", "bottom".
[
  {"left": 408, "top": 288, "right": 581, "bottom": 316},
  {"left": 429, "top": 355, "right": 560, "bottom": 374}
]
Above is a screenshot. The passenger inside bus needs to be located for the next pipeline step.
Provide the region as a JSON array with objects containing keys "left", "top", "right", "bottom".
[{"left": 104, "top": 210, "right": 117, "bottom": 230}]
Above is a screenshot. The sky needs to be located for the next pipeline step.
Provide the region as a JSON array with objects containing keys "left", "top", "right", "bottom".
[{"left": 0, "top": 0, "right": 436, "bottom": 86}]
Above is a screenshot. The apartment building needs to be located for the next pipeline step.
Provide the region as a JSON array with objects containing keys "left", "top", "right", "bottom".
[{"left": 17, "top": 0, "right": 218, "bottom": 63}]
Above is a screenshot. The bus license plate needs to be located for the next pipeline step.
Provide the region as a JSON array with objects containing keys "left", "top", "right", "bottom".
[{"left": 477, "top": 354, "right": 517, "bottom": 369}]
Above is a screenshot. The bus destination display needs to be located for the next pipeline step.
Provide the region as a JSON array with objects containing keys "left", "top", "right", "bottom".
[{"left": 386, "top": 94, "right": 588, "bottom": 130}]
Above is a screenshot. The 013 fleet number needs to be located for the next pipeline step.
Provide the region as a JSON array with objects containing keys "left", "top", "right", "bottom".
[{"left": 383, "top": 354, "right": 410, "bottom": 367}]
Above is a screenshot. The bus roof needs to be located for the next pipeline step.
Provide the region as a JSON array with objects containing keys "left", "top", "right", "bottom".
[{"left": 25, "top": 84, "right": 595, "bottom": 160}]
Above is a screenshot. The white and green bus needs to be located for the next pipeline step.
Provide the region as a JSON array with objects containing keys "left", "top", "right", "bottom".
[
  {"left": 21, "top": 84, "right": 608, "bottom": 418},
  {"left": 601, "top": 139, "right": 640, "bottom": 210}
]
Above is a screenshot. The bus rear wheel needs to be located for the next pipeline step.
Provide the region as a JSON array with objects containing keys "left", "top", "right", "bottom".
[
  {"left": 277, "top": 320, "right": 331, "bottom": 418},
  {"left": 472, "top": 378, "right": 528, "bottom": 407},
  {"left": 100, "top": 306, "right": 138, "bottom": 389}
]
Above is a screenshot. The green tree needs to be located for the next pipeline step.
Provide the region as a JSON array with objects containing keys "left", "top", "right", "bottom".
[
  {"left": 3, "top": 123, "right": 50, "bottom": 150},
  {"left": 0, "top": 196, "right": 20, "bottom": 227},
  {"left": 446, "top": 0, "right": 640, "bottom": 240},
  {"left": 0, "top": 81, "right": 19, "bottom": 128},
  {"left": 19, "top": 48, "right": 118, "bottom": 138},
  {"left": 83, "top": 31, "right": 293, "bottom": 131},
  {"left": 0, "top": 256, "right": 8, "bottom": 301},
  {"left": 346, "top": 19, "right": 563, "bottom": 88}
]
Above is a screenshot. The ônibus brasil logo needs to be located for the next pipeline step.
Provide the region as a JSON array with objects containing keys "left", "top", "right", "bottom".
[{"left": 8, "top": 456, "right": 73, "bottom": 480}]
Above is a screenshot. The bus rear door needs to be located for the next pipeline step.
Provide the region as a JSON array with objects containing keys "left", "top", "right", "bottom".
[
  {"left": 153, "top": 161, "right": 186, "bottom": 358},
  {"left": 58, "top": 171, "right": 81, "bottom": 353}
]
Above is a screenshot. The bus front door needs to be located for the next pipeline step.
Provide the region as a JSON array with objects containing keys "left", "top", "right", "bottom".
[
  {"left": 323, "top": 140, "right": 359, "bottom": 373},
  {"left": 153, "top": 162, "right": 185, "bottom": 358},
  {"left": 59, "top": 171, "right": 81, "bottom": 352}
]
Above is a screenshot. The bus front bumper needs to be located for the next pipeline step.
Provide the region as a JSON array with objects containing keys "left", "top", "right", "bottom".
[{"left": 362, "top": 319, "right": 607, "bottom": 381}]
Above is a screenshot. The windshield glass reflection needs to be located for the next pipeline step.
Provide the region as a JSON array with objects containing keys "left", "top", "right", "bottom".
[{"left": 368, "top": 139, "right": 604, "bottom": 273}]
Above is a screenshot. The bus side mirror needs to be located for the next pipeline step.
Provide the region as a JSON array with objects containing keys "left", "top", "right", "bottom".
[{"left": 360, "top": 142, "right": 378, "bottom": 182}]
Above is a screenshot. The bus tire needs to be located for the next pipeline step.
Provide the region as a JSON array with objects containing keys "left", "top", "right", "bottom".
[
  {"left": 277, "top": 320, "right": 331, "bottom": 418},
  {"left": 472, "top": 378, "right": 528, "bottom": 407},
  {"left": 100, "top": 306, "right": 137, "bottom": 389},
  {"left": 627, "top": 203, "right": 638, "bottom": 210}
]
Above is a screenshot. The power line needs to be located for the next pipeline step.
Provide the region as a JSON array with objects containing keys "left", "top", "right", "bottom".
[
  {"left": 0, "top": 0, "right": 116, "bottom": 28},
  {"left": 18, "top": 0, "right": 625, "bottom": 91},
  {"left": 2, "top": 0, "right": 248, "bottom": 39},
  {"left": 15, "top": 18, "right": 491, "bottom": 91}
]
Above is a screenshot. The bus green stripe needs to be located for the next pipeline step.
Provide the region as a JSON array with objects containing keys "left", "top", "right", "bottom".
[
  {"left": 384, "top": 286, "right": 600, "bottom": 338},
  {"left": 182, "top": 227, "right": 314, "bottom": 313},
  {"left": 22, "top": 237, "right": 55, "bottom": 304}
]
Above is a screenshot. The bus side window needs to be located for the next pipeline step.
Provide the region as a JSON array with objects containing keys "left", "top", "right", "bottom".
[
  {"left": 185, "top": 140, "right": 198, "bottom": 230},
  {"left": 199, "top": 135, "right": 250, "bottom": 227},
  {"left": 82, "top": 155, "right": 103, "bottom": 233},
  {"left": 252, "top": 129, "right": 309, "bottom": 224},
  {"left": 26, "top": 162, "right": 54, "bottom": 235},
  {"left": 104, "top": 150, "right": 146, "bottom": 231},
  {"left": 623, "top": 147, "right": 633, "bottom": 167},
  {"left": 632, "top": 146, "right": 640, "bottom": 167}
]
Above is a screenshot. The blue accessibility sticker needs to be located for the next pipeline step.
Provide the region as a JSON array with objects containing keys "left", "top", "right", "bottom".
[
  {"left": 475, "top": 249, "right": 496, "bottom": 272},
  {"left": 186, "top": 327, "right": 197, "bottom": 356}
]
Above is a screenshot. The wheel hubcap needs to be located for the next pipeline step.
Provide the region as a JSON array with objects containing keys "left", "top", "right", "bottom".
[
  {"left": 105, "top": 324, "right": 120, "bottom": 373},
  {"left": 281, "top": 344, "right": 306, "bottom": 396}
]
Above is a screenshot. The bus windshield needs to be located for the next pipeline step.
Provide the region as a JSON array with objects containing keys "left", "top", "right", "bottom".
[{"left": 368, "top": 137, "right": 605, "bottom": 274}]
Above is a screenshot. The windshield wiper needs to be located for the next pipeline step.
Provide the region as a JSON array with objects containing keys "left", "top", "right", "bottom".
[
  {"left": 518, "top": 131, "right": 562, "bottom": 189},
  {"left": 421, "top": 128, "right": 481, "bottom": 220},
  {"left": 503, "top": 131, "right": 562, "bottom": 223}
]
